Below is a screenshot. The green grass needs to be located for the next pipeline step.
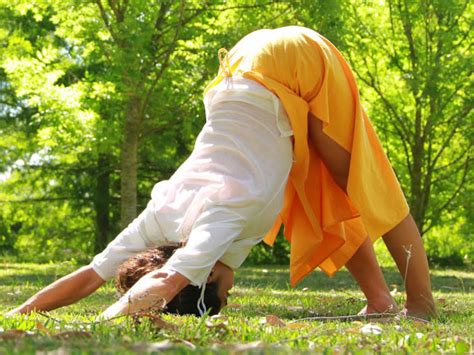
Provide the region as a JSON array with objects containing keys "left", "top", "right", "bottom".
[{"left": 1, "top": 255, "right": 473, "bottom": 354}]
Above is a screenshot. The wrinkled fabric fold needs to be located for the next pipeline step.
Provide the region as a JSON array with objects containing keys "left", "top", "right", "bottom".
[{"left": 205, "top": 26, "right": 409, "bottom": 286}]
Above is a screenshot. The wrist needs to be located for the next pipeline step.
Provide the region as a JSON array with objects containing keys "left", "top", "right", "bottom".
[
  {"left": 150, "top": 268, "right": 190, "bottom": 301},
  {"left": 166, "top": 270, "right": 190, "bottom": 290}
]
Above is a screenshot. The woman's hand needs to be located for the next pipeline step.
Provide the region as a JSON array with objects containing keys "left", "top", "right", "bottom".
[
  {"left": 98, "top": 268, "right": 190, "bottom": 320},
  {"left": 6, "top": 265, "right": 105, "bottom": 316}
]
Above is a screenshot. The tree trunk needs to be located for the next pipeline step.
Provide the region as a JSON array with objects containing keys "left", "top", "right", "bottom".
[
  {"left": 410, "top": 103, "right": 426, "bottom": 234},
  {"left": 94, "top": 153, "right": 110, "bottom": 253},
  {"left": 119, "top": 96, "right": 142, "bottom": 228}
]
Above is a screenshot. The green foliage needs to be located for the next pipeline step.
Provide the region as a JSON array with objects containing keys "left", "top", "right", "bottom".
[
  {"left": 424, "top": 223, "right": 473, "bottom": 267},
  {"left": 340, "top": 0, "right": 473, "bottom": 236},
  {"left": 246, "top": 231, "right": 290, "bottom": 265},
  {"left": 0, "top": 0, "right": 472, "bottom": 266}
]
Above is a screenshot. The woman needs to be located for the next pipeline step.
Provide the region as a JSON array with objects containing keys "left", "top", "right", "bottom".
[{"left": 8, "top": 26, "right": 436, "bottom": 319}]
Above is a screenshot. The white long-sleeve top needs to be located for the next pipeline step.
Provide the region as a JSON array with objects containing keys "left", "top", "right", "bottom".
[{"left": 91, "top": 77, "right": 293, "bottom": 286}]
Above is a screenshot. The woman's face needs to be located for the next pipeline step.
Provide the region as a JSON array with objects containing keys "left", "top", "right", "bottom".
[{"left": 208, "top": 261, "right": 234, "bottom": 307}]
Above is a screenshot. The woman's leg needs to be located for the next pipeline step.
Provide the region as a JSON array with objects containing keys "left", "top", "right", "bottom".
[
  {"left": 345, "top": 237, "right": 398, "bottom": 313},
  {"left": 308, "top": 114, "right": 436, "bottom": 318},
  {"left": 308, "top": 115, "right": 395, "bottom": 312},
  {"left": 383, "top": 215, "right": 437, "bottom": 318}
]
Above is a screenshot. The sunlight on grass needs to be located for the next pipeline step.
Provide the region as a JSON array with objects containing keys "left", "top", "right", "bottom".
[{"left": 1, "top": 262, "right": 473, "bottom": 353}]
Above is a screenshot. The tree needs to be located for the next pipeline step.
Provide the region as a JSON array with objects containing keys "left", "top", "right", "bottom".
[
  {"left": 344, "top": 0, "right": 473, "bottom": 234},
  {"left": 0, "top": 0, "right": 298, "bottom": 257}
]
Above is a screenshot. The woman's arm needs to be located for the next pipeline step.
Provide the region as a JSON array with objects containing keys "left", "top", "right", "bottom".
[
  {"left": 99, "top": 207, "right": 246, "bottom": 319},
  {"left": 99, "top": 268, "right": 189, "bottom": 319},
  {"left": 7, "top": 265, "right": 105, "bottom": 315}
]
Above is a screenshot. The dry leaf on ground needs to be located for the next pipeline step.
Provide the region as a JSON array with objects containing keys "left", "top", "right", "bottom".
[
  {"left": 265, "top": 314, "right": 286, "bottom": 327},
  {"left": 35, "top": 321, "right": 51, "bottom": 335},
  {"left": 0, "top": 329, "right": 35, "bottom": 340},
  {"left": 141, "top": 314, "right": 177, "bottom": 331},
  {"left": 226, "top": 303, "right": 242, "bottom": 309},
  {"left": 286, "top": 322, "right": 308, "bottom": 329}
]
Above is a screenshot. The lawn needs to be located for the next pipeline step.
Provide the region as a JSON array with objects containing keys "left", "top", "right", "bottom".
[{"left": 1, "top": 255, "right": 473, "bottom": 353}]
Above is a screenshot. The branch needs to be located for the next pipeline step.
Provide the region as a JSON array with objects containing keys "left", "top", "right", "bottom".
[
  {"left": 107, "top": 0, "right": 124, "bottom": 22},
  {"left": 433, "top": 143, "right": 472, "bottom": 172},
  {"left": 141, "top": 1, "right": 190, "bottom": 115},
  {"left": 150, "top": 2, "right": 172, "bottom": 51},
  {"left": 429, "top": 105, "right": 472, "bottom": 170},
  {"left": 94, "top": 0, "right": 119, "bottom": 43},
  {"left": 398, "top": 0, "right": 418, "bottom": 73},
  {"left": 354, "top": 3, "right": 407, "bottom": 74},
  {"left": 350, "top": 60, "right": 414, "bottom": 175},
  {"left": 140, "top": 118, "right": 182, "bottom": 137},
  {"left": 423, "top": 154, "right": 471, "bottom": 234},
  {"left": 434, "top": 81, "right": 469, "bottom": 125},
  {"left": 431, "top": 152, "right": 473, "bottom": 186},
  {"left": 186, "top": 2, "right": 275, "bottom": 12},
  {"left": 356, "top": 56, "right": 412, "bottom": 139},
  {"left": 445, "top": 0, "right": 470, "bottom": 34}
]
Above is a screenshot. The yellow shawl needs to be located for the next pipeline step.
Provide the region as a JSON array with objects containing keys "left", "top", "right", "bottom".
[{"left": 205, "top": 26, "right": 409, "bottom": 286}]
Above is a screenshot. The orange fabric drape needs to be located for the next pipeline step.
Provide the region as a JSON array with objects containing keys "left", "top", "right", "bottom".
[{"left": 204, "top": 26, "right": 409, "bottom": 286}]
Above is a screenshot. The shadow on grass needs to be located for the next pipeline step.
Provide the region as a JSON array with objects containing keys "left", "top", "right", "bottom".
[
  {"left": 0, "top": 264, "right": 472, "bottom": 294},
  {"left": 235, "top": 265, "right": 474, "bottom": 293}
]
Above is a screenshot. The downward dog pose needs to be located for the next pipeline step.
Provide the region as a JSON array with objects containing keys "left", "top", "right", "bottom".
[{"left": 8, "top": 26, "right": 436, "bottom": 319}]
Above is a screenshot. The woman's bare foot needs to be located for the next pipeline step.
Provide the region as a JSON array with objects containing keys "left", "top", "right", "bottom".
[
  {"left": 402, "top": 298, "right": 438, "bottom": 320},
  {"left": 358, "top": 295, "right": 399, "bottom": 315}
]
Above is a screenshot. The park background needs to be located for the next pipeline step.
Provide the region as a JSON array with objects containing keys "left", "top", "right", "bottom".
[
  {"left": 0, "top": 1, "right": 472, "bottom": 268},
  {"left": 0, "top": 1, "right": 473, "bottom": 353}
]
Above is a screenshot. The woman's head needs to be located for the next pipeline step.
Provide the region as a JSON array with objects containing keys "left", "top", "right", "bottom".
[{"left": 115, "top": 246, "right": 233, "bottom": 316}]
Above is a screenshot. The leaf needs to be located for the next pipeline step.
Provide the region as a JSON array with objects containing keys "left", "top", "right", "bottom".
[
  {"left": 35, "top": 321, "right": 51, "bottom": 335},
  {"left": 140, "top": 313, "right": 177, "bottom": 331},
  {"left": 359, "top": 323, "right": 382, "bottom": 335},
  {"left": 286, "top": 322, "right": 308, "bottom": 329},
  {"left": 265, "top": 315, "right": 286, "bottom": 327},
  {"left": 0, "top": 329, "right": 31, "bottom": 340},
  {"left": 205, "top": 320, "right": 228, "bottom": 331},
  {"left": 226, "top": 303, "right": 242, "bottom": 309},
  {"left": 345, "top": 327, "right": 360, "bottom": 334}
]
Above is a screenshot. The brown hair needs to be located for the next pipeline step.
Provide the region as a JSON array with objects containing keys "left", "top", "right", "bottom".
[{"left": 115, "top": 246, "right": 221, "bottom": 316}]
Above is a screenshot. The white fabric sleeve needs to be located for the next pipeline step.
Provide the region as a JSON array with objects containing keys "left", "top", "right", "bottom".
[
  {"left": 219, "top": 235, "right": 264, "bottom": 270},
  {"left": 90, "top": 203, "right": 163, "bottom": 281},
  {"left": 162, "top": 206, "right": 247, "bottom": 286}
]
